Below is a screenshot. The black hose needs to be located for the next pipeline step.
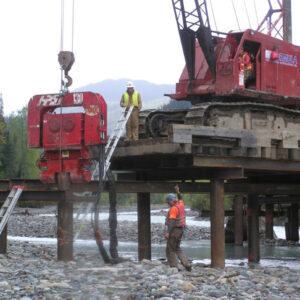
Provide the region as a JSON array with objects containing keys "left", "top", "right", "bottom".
[{"left": 92, "top": 144, "right": 112, "bottom": 264}]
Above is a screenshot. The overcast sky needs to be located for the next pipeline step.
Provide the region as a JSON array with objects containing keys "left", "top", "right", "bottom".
[{"left": 0, "top": 0, "right": 299, "bottom": 115}]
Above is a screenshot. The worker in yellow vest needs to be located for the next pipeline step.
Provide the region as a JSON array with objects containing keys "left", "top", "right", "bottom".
[{"left": 120, "top": 81, "right": 142, "bottom": 141}]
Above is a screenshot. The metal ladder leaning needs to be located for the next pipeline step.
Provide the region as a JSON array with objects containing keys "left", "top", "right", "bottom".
[
  {"left": 0, "top": 186, "right": 24, "bottom": 235},
  {"left": 73, "top": 106, "right": 133, "bottom": 241},
  {"left": 93, "top": 105, "right": 134, "bottom": 180}
]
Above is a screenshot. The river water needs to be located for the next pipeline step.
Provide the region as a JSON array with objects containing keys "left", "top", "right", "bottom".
[{"left": 8, "top": 209, "right": 300, "bottom": 269}]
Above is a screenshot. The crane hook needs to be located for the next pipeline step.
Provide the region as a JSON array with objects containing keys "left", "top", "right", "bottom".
[{"left": 58, "top": 51, "right": 75, "bottom": 91}]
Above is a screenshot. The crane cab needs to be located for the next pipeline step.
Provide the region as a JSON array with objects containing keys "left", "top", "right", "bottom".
[{"left": 171, "top": 29, "right": 300, "bottom": 107}]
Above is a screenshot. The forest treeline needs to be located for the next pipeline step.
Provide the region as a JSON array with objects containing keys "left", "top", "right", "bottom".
[
  {"left": 0, "top": 99, "right": 233, "bottom": 211},
  {"left": 0, "top": 105, "right": 40, "bottom": 180}
]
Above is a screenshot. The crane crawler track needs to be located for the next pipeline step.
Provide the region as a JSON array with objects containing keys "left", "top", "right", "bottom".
[{"left": 139, "top": 102, "right": 300, "bottom": 139}]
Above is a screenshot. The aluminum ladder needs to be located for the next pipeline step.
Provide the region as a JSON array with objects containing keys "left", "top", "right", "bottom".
[
  {"left": 92, "top": 105, "right": 133, "bottom": 180},
  {"left": 0, "top": 186, "right": 24, "bottom": 235},
  {"left": 74, "top": 106, "right": 133, "bottom": 241}
]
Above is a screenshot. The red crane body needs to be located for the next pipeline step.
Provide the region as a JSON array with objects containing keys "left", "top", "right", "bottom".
[
  {"left": 171, "top": 29, "right": 300, "bottom": 106},
  {"left": 28, "top": 92, "right": 107, "bottom": 184}
]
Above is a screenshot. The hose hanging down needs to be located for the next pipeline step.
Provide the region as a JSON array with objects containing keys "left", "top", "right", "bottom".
[{"left": 92, "top": 144, "right": 112, "bottom": 264}]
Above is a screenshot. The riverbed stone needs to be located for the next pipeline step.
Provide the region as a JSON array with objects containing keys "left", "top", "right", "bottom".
[{"left": 1, "top": 205, "right": 300, "bottom": 299}]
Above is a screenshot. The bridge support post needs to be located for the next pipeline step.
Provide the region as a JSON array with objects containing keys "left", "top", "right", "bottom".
[
  {"left": 234, "top": 194, "right": 244, "bottom": 246},
  {"left": 57, "top": 196, "right": 73, "bottom": 261},
  {"left": 286, "top": 204, "right": 299, "bottom": 242},
  {"left": 137, "top": 192, "right": 151, "bottom": 261},
  {"left": 210, "top": 177, "right": 225, "bottom": 268},
  {"left": 265, "top": 204, "right": 274, "bottom": 240},
  {"left": 247, "top": 195, "right": 260, "bottom": 263},
  {"left": 0, "top": 225, "right": 7, "bottom": 254}
]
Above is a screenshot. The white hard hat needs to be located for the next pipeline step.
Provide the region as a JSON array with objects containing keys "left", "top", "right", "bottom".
[{"left": 126, "top": 81, "right": 134, "bottom": 88}]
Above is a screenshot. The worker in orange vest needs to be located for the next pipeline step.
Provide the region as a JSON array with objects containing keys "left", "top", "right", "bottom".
[
  {"left": 165, "top": 185, "right": 184, "bottom": 225},
  {"left": 165, "top": 192, "right": 191, "bottom": 271},
  {"left": 120, "top": 81, "right": 142, "bottom": 141},
  {"left": 239, "top": 47, "right": 253, "bottom": 85}
]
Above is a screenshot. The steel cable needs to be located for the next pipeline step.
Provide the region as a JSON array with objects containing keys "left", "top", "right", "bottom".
[
  {"left": 253, "top": 0, "right": 260, "bottom": 27},
  {"left": 231, "top": 0, "right": 241, "bottom": 31},
  {"left": 243, "top": 0, "right": 252, "bottom": 29},
  {"left": 208, "top": 0, "right": 218, "bottom": 32}
]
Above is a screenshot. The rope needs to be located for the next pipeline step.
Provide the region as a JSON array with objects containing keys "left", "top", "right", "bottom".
[
  {"left": 60, "top": 0, "right": 64, "bottom": 51},
  {"left": 231, "top": 0, "right": 241, "bottom": 31},
  {"left": 243, "top": 0, "right": 252, "bottom": 29},
  {"left": 71, "top": 0, "right": 75, "bottom": 52},
  {"left": 60, "top": 0, "right": 75, "bottom": 51},
  {"left": 208, "top": 0, "right": 218, "bottom": 32},
  {"left": 59, "top": 95, "right": 63, "bottom": 175},
  {"left": 253, "top": 0, "right": 260, "bottom": 27},
  {"left": 59, "top": 0, "right": 75, "bottom": 91},
  {"left": 60, "top": 0, "right": 64, "bottom": 91}
]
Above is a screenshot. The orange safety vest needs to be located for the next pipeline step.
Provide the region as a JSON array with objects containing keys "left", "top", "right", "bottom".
[
  {"left": 242, "top": 52, "right": 253, "bottom": 71},
  {"left": 166, "top": 204, "right": 186, "bottom": 227},
  {"left": 175, "top": 203, "right": 186, "bottom": 227}
]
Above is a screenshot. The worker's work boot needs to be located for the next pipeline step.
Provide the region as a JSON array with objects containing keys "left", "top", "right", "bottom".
[{"left": 185, "top": 265, "right": 192, "bottom": 272}]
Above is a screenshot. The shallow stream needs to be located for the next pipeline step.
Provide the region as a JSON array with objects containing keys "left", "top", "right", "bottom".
[{"left": 9, "top": 208, "right": 300, "bottom": 269}]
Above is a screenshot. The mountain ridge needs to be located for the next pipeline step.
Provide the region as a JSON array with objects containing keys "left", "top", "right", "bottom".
[{"left": 74, "top": 78, "right": 175, "bottom": 132}]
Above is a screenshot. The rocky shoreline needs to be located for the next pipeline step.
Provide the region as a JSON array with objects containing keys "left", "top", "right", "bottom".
[
  {"left": 1, "top": 241, "right": 300, "bottom": 300},
  {"left": 1, "top": 205, "right": 299, "bottom": 299},
  {"left": 8, "top": 205, "right": 210, "bottom": 243}
]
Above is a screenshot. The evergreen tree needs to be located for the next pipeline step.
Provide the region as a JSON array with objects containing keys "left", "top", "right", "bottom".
[
  {"left": 0, "top": 131, "right": 17, "bottom": 179},
  {"left": 160, "top": 99, "right": 192, "bottom": 110},
  {"left": 0, "top": 93, "right": 6, "bottom": 145},
  {"left": 4, "top": 106, "right": 40, "bottom": 179}
]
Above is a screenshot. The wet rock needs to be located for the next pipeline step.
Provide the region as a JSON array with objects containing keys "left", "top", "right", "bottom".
[
  {"left": 2, "top": 205, "right": 300, "bottom": 299},
  {"left": 0, "top": 281, "right": 9, "bottom": 288}
]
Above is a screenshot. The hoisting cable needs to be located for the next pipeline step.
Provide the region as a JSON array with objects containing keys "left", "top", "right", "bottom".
[
  {"left": 60, "top": 0, "right": 65, "bottom": 92},
  {"left": 243, "top": 0, "right": 252, "bottom": 29},
  {"left": 253, "top": 0, "right": 260, "bottom": 28},
  {"left": 56, "top": 0, "right": 74, "bottom": 191},
  {"left": 208, "top": 0, "right": 218, "bottom": 32},
  {"left": 71, "top": 0, "right": 75, "bottom": 52},
  {"left": 231, "top": 0, "right": 241, "bottom": 31},
  {"left": 59, "top": 0, "right": 75, "bottom": 93}
]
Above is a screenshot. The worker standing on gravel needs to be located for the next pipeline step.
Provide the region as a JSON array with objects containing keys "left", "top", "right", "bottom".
[
  {"left": 165, "top": 192, "right": 191, "bottom": 271},
  {"left": 120, "top": 81, "right": 142, "bottom": 141}
]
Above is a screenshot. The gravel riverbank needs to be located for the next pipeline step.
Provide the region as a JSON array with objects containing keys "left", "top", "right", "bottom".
[
  {"left": 8, "top": 205, "right": 210, "bottom": 243},
  {"left": 1, "top": 241, "right": 300, "bottom": 300},
  {"left": 1, "top": 205, "right": 300, "bottom": 299}
]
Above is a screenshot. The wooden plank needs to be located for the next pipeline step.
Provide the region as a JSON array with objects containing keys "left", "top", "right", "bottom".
[
  {"left": 289, "top": 149, "right": 300, "bottom": 161},
  {"left": 169, "top": 124, "right": 258, "bottom": 148},
  {"left": 212, "top": 168, "right": 244, "bottom": 179},
  {"left": 1, "top": 181, "right": 300, "bottom": 199},
  {"left": 169, "top": 124, "right": 300, "bottom": 150},
  {"left": 193, "top": 155, "right": 300, "bottom": 172},
  {"left": 114, "top": 142, "right": 191, "bottom": 156}
]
